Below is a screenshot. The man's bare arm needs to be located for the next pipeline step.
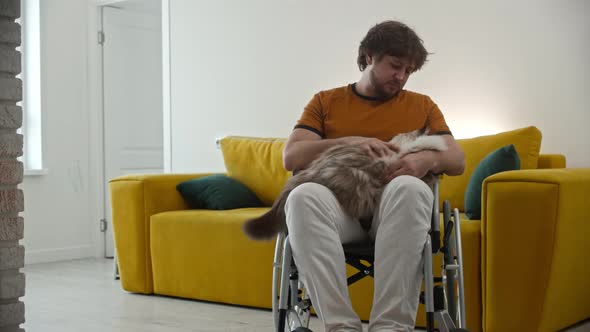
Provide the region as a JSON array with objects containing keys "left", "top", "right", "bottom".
[
  {"left": 431, "top": 134, "right": 465, "bottom": 176},
  {"left": 283, "top": 129, "right": 343, "bottom": 171},
  {"left": 386, "top": 134, "right": 465, "bottom": 180}
]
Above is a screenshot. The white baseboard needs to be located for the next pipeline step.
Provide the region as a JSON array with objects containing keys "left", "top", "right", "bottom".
[{"left": 24, "top": 245, "right": 97, "bottom": 265}]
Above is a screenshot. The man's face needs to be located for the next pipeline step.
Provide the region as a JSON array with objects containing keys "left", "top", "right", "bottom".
[{"left": 368, "top": 55, "right": 415, "bottom": 100}]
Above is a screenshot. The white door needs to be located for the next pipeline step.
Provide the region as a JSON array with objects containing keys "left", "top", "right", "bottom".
[{"left": 102, "top": 5, "right": 163, "bottom": 257}]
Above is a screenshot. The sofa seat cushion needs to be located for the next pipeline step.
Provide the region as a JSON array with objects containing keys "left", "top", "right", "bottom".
[
  {"left": 150, "top": 208, "right": 276, "bottom": 309},
  {"left": 151, "top": 208, "right": 482, "bottom": 329}
]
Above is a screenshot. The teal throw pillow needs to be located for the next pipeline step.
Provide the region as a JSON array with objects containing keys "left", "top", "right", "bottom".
[
  {"left": 464, "top": 144, "right": 521, "bottom": 219},
  {"left": 176, "top": 174, "right": 263, "bottom": 210}
]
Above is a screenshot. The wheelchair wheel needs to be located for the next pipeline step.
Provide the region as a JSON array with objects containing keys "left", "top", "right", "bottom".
[
  {"left": 277, "top": 284, "right": 312, "bottom": 332},
  {"left": 274, "top": 234, "right": 312, "bottom": 332}
]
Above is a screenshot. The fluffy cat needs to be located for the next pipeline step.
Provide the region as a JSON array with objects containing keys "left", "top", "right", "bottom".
[{"left": 242, "top": 130, "right": 447, "bottom": 240}]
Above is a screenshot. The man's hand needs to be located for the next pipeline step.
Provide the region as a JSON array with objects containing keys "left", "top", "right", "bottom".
[
  {"left": 341, "top": 137, "right": 399, "bottom": 157},
  {"left": 385, "top": 150, "right": 438, "bottom": 182}
]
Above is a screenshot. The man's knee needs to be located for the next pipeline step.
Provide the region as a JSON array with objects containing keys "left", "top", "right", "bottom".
[
  {"left": 375, "top": 176, "right": 434, "bottom": 234},
  {"left": 384, "top": 175, "right": 433, "bottom": 201},
  {"left": 285, "top": 183, "right": 330, "bottom": 229},
  {"left": 286, "top": 182, "right": 328, "bottom": 209}
]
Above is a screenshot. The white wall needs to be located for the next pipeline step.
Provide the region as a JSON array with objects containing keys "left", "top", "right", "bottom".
[
  {"left": 21, "top": 0, "right": 163, "bottom": 265},
  {"left": 19, "top": 0, "right": 589, "bottom": 264},
  {"left": 169, "top": 0, "right": 590, "bottom": 172},
  {"left": 22, "top": 0, "right": 96, "bottom": 264}
]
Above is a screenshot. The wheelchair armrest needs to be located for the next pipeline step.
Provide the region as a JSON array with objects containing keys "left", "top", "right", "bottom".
[{"left": 431, "top": 176, "right": 442, "bottom": 253}]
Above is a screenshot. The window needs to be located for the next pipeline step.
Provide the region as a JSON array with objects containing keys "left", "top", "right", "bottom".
[{"left": 19, "top": 0, "right": 44, "bottom": 174}]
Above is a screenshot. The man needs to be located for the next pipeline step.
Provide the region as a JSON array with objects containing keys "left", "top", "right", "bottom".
[{"left": 282, "top": 21, "right": 465, "bottom": 332}]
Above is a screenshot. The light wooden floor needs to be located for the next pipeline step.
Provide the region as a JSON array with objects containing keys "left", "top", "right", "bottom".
[
  {"left": 22, "top": 258, "right": 589, "bottom": 332},
  {"left": 22, "top": 258, "right": 320, "bottom": 332}
]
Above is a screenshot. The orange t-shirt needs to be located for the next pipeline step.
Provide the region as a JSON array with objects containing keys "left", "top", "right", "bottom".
[{"left": 295, "top": 84, "right": 452, "bottom": 141}]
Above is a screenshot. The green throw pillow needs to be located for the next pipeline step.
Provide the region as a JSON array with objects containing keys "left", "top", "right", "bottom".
[
  {"left": 464, "top": 144, "right": 521, "bottom": 219},
  {"left": 176, "top": 174, "right": 263, "bottom": 210}
]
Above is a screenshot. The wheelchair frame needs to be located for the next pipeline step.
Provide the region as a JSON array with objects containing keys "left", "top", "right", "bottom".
[{"left": 272, "top": 179, "right": 469, "bottom": 332}]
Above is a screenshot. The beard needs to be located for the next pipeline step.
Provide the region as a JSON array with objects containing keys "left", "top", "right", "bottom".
[{"left": 369, "top": 69, "right": 404, "bottom": 101}]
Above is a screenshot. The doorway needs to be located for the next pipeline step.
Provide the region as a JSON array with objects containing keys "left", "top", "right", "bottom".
[{"left": 99, "top": 0, "right": 164, "bottom": 258}]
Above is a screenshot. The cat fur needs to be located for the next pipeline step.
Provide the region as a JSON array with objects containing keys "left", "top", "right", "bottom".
[{"left": 242, "top": 130, "right": 447, "bottom": 240}]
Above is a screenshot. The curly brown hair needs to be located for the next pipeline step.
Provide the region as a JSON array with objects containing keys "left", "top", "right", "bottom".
[{"left": 357, "top": 21, "right": 429, "bottom": 72}]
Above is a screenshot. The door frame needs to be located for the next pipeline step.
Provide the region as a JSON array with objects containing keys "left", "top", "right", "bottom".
[{"left": 87, "top": 0, "right": 172, "bottom": 258}]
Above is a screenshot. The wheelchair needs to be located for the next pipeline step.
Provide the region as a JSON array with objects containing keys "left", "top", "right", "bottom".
[{"left": 272, "top": 178, "right": 470, "bottom": 332}]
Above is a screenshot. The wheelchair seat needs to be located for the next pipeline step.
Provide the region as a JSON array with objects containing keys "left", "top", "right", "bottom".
[
  {"left": 342, "top": 242, "right": 375, "bottom": 285},
  {"left": 342, "top": 241, "right": 374, "bottom": 261}
]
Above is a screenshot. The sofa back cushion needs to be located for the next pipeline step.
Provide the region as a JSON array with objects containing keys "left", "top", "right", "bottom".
[
  {"left": 439, "top": 126, "right": 542, "bottom": 211},
  {"left": 220, "top": 136, "right": 291, "bottom": 206},
  {"left": 220, "top": 126, "right": 542, "bottom": 211}
]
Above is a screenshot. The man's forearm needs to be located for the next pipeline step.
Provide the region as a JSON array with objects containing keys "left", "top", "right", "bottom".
[
  {"left": 429, "top": 146, "right": 465, "bottom": 176},
  {"left": 428, "top": 134, "right": 465, "bottom": 176},
  {"left": 283, "top": 138, "right": 346, "bottom": 171}
]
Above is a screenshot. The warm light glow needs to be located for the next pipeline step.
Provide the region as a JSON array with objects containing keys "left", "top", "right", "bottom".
[
  {"left": 440, "top": 101, "right": 509, "bottom": 140},
  {"left": 451, "top": 124, "right": 505, "bottom": 140}
]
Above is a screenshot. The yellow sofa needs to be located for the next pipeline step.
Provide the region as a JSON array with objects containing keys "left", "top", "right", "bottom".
[{"left": 109, "top": 126, "right": 590, "bottom": 332}]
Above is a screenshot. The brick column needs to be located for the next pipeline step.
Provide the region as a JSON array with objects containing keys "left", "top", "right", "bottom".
[{"left": 0, "top": 0, "right": 25, "bottom": 331}]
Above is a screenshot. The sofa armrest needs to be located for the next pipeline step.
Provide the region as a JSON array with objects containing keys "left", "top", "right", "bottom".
[
  {"left": 537, "top": 154, "right": 566, "bottom": 169},
  {"left": 481, "top": 168, "right": 590, "bottom": 331},
  {"left": 109, "top": 173, "right": 218, "bottom": 293}
]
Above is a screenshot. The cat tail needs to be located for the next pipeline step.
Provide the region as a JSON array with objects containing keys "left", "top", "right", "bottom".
[{"left": 242, "top": 186, "right": 294, "bottom": 241}]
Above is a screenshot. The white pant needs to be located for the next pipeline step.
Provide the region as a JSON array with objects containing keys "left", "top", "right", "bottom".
[{"left": 285, "top": 175, "right": 433, "bottom": 332}]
